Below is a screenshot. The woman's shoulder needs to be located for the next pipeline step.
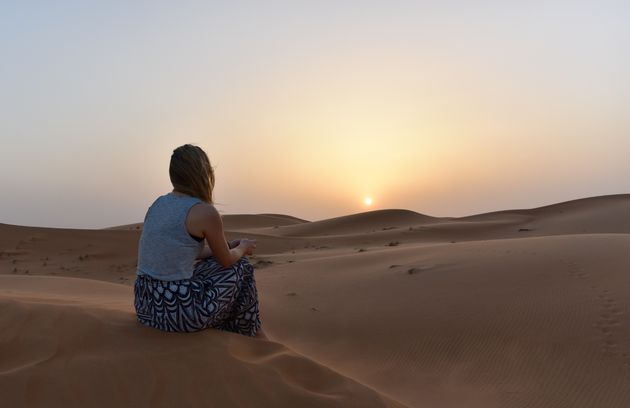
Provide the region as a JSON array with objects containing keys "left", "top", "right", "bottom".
[
  {"left": 186, "top": 202, "right": 222, "bottom": 237},
  {"left": 188, "top": 201, "right": 220, "bottom": 221}
]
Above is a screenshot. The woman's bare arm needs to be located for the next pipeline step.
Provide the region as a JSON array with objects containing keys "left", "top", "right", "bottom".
[{"left": 199, "top": 205, "right": 256, "bottom": 267}]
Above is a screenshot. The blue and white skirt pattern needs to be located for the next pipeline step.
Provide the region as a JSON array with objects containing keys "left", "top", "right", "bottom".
[{"left": 134, "top": 256, "right": 261, "bottom": 336}]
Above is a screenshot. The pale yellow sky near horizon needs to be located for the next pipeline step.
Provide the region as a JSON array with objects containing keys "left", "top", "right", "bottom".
[{"left": 1, "top": 1, "right": 629, "bottom": 228}]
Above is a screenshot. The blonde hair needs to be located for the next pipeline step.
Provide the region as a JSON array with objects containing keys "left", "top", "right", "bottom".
[{"left": 169, "top": 144, "right": 215, "bottom": 203}]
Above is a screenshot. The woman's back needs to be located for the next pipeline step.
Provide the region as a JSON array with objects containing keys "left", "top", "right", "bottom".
[
  {"left": 134, "top": 144, "right": 262, "bottom": 337},
  {"left": 136, "top": 192, "right": 205, "bottom": 281}
]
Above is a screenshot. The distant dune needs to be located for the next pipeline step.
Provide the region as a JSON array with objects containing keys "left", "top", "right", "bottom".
[
  {"left": 2, "top": 194, "right": 630, "bottom": 407},
  {"left": 461, "top": 194, "right": 630, "bottom": 235},
  {"left": 273, "top": 209, "right": 439, "bottom": 237},
  {"left": 105, "top": 213, "right": 308, "bottom": 232},
  {"left": 221, "top": 213, "right": 309, "bottom": 230}
]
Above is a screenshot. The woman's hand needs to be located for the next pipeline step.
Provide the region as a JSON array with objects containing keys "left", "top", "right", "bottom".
[{"left": 238, "top": 238, "right": 257, "bottom": 256}]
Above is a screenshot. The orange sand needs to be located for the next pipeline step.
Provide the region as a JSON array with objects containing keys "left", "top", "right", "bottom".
[{"left": 2, "top": 194, "right": 630, "bottom": 407}]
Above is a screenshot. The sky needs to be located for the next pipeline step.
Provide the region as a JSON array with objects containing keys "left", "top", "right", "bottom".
[{"left": 1, "top": 1, "right": 629, "bottom": 229}]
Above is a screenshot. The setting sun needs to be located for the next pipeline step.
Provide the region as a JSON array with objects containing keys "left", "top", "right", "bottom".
[{"left": 364, "top": 197, "right": 373, "bottom": 206}]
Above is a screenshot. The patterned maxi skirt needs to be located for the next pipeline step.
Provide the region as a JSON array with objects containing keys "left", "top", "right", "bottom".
[{"left": 133, "top": 256, "right": 261, "bottom": 336}]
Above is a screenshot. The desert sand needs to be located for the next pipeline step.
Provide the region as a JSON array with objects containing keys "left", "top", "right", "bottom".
[{"left": 2, "top": 194, "right": 630, "bottom": 407}]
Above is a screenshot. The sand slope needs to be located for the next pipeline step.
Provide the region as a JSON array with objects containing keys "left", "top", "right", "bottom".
[
  {"left": 260, "top": 234, "right": 630, "bottom": 407},
  {"left": 0, "top": 275, "right": 402, "bottom": 408},
  {"left": 2, "top": 194, "right": 630, "bottom": 407}
]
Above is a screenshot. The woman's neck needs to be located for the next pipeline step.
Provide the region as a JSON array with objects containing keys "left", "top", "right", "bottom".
[{"left": 171, "top": 189, "right": 190, "bottom": 198}]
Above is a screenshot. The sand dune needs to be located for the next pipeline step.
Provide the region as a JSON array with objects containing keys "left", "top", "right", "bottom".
[
  {"left": 2, "top": 194, "right": 630, "bottom": 407},
  {"left": 271, "top": 209, "right": 438, "bottom": 237},
  {"left": 261, "top": 234, "right": 630, "bottom": 407},
  {"left": 221, "top": 213, "right": 309, "bottom": 230},
  {"left": 0, "top": 223, "right": 140, "bottom": 284},
  {"left": 0, "top": 275, "right": 403, "bottom": 408},
  {"left": 105, "top": 213, "right": 308, "bottom": 232},
  {"left": 460, "top": 194, "right": 630, "bottom": 234},
  {"left": 102, "top": 222, "right": 144, "bottom": 231}
]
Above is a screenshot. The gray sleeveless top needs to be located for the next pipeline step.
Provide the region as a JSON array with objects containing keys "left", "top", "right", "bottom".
[{"left": 136, "top": 192, "right": 205, "bottom": 281}]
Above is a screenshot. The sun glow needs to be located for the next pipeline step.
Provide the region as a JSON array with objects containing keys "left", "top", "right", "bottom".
[{"left": 364, "top": 197, "right": 373, "bottom": 206}]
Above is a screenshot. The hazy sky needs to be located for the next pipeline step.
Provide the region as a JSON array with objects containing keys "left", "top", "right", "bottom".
[{"left": 1, "top": 1, "right": 629, "bottom": 229}]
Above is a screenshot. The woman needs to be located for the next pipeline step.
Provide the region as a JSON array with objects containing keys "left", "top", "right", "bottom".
[{"left": 134, "top": 144, "right": 265, "bottom": 338}]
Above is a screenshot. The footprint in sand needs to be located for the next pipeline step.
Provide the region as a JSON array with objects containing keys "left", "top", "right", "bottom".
[
  {"left": 593, "top": 288, "right": 629, "bottom": 367},
  {"left": 562, "top": 259, "right": 629, "bottom": 367}
]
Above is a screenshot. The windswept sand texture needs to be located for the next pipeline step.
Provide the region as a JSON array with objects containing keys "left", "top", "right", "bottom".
[
  {"left": 0, "top": 276, "right": 399, "bottom": 408},
  {"left": 2, "top": 194, "right": 630, "bottom": 407}
]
